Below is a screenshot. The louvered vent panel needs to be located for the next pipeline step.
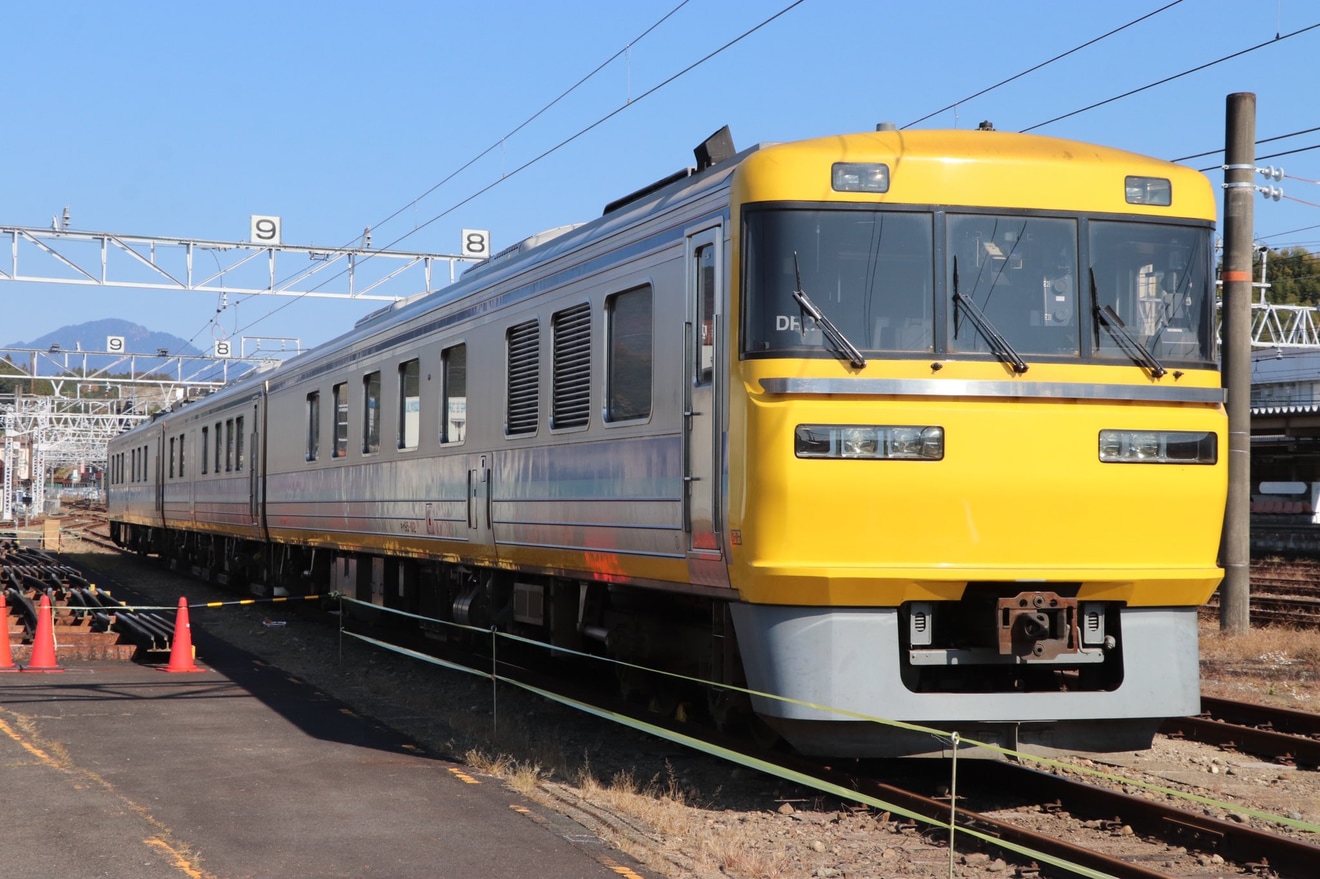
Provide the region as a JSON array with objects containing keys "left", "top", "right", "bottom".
[
  {"left": 507, "top": 320, "right": 540, "bottom": 435},
  {"left": 552, "top": 304, "right": 591, "bottom": 428}
]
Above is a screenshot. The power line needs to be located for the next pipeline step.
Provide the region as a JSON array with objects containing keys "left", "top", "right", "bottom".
[
  {"left": 1191, "top": 142, "right": 1320, "bottom": 174},
  {"left": 190, "top": 0, "right": 697, "bottom": 354},
  {"left": 1259, "top": 223, "right": 1320, "bottom": 242},
  {"left": 1173, "top": 124, "right": 1320, "bottom": 163},
  {"left": 903, "top": 1, "right": 1185, "bottom": 130},
  {"left": 223, "top": 0, "right": 808, "bottom": 341},
  {"left": 1021, "top": 21, "right": 1320, "bottom": 133},
  {"left": 364, "top": 0, "right": 693, "bottom": 244}
]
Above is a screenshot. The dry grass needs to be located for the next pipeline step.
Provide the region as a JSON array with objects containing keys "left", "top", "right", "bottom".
[
  {"left": 1198, "top": 617, "right": 1320, "bottom": 707},
  {"left": 572, "top": 762, "right": 791, "bottom": 878}
]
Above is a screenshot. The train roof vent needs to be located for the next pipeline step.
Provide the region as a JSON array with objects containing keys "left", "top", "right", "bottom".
[
  {"left": 603, "top": 126, "right": 736, "bottom": 215},
  {"left": 354, "top": 289, "right": 432, "bottom": 328}
]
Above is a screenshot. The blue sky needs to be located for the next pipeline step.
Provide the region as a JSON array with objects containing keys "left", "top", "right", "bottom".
[{"left": 2, "top": 0, "right": 1316, "bottom": 352}]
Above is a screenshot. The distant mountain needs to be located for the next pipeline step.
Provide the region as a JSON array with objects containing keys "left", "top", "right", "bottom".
[{"left": 6, "top": 318, "right": 203, "bottom": 358}]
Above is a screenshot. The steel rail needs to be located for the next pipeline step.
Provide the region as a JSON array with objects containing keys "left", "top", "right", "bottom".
[
  {"left": 970, "top": 760, "right": 1320, "bottom": 878},
  {"left": 1162, "top": 696, "right": 1320, "bottom": 769}
]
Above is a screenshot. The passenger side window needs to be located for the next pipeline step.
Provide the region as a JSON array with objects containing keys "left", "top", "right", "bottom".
[
  {"left": 606, "top": 286, "right": 653, "bottom": 421},
  {"left": 333, "top": 383, "right": 348, "bottom": 458},
  {"left": 441, "top": 344, "right": 467, "bottom": 444},
  {"left": 306, "top": 392, "right": 320, "bottom": 461},
  {"left": 363, "top": 371, "right": 381, "bottom": 453},
  {"left": 398, "top": 359, "right": 420, "bottom": 450},
  {"left": 695, "top": 245, "right": 715, "bottom": 385},
  {"left": 236, "top": 416, "right": 245, "bottom": 471}
]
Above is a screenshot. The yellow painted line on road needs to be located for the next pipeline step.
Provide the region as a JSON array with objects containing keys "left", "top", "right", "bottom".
[
  {"left": 447, "top": 766, "right": 480, "bottom": 784},
  {"left": 145, "top": 837, "right": 207, "bottom": 879},
  {"left": 0, "top": 709, "right": 217, "bottom": 879},
  {"left": 0, "top": 716, "right": 62, "bottom": 769},
  {"left": 601, "top": 856, "right": 646, "bottom": 878}
]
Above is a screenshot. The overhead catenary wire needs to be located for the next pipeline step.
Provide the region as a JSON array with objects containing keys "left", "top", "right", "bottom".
[
  {"left": 1021, "top": 21, "right": 1320, "bottom": 133},
  {"left": 1173, "top": 124, "right": 1320, "bottom": 163},
  {"left": 361, "top": 0, "right": 694, "bottom": 245},
  {"left": 218, "top": 0, "right": 808, "bottom": 342},
  {"left": 174, "top": 0, "right": 696, "bottom": 359},
  {"left": 902, "top": 0, "right": 1187, "bottom": 130},
  {"left": 176, "top": 2, "right": 1316, "bottom": 351}
]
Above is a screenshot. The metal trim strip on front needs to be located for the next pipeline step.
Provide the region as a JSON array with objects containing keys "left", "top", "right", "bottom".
[{"left": 758, "top": 377, "right": 1225, "bottom": 404}]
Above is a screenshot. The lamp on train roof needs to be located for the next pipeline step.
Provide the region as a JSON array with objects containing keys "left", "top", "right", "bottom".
[{"left": 1125, "top": 175, "right": 1172, "bottom": 206}]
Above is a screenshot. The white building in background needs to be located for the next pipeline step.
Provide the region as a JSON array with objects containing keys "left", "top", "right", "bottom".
[{"left": 0, "top": 435, "right": 36, "bottom": 522}]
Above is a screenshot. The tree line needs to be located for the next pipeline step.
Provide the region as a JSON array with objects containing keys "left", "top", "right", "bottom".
[{"left": 1256, "top": 245, "right": 1320, "bottom": 305}]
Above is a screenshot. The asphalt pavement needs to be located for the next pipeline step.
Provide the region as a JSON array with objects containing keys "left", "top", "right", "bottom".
[{"left": 0, "top": 649, "right": 655, "bottom": 879}]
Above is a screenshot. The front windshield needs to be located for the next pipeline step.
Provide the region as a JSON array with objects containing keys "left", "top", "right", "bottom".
[
  {"left": 743, "top": 209, "right": 934, "bottom": 355},
  {"left": 742, "top": 206, "right": 1216, "bottom": 367},
  {"left": 1089, "top": 221, "right": 1213, "bottom": 362},
  {"left": 948, "top": 215, "right": 1078, "bottom": 356}
]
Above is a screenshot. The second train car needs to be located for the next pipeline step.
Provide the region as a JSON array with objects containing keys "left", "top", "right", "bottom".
[{"left": 109, "top": 125, "right": 1226, "bottom": 757}]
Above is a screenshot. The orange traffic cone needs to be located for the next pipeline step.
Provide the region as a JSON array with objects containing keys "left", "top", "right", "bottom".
[
  {"left": 0, "top": 594, "right": 18, "bottom": 672},
  {"left": 23, "top": 593, "right": 63, "bottom": 673},
  {"left": 163, "top": 597, "right": 204, "bottom": 673}
]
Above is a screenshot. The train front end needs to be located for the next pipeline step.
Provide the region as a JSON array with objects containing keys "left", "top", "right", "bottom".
[{"left": 724, "top": 130, "right": 1225, "bottom": 757}]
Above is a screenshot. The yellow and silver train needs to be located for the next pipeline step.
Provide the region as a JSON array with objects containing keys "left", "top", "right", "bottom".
[{"left": 109, "top": 125, "right": 1225, "bottom": 756}]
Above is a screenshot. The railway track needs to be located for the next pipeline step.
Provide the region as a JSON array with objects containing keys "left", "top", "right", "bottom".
[
  {"left": 1199, "top": 559, "right": 1320, "bottom": 625},
  {"left": 1164, "top": 696, "right": 1320, "bottom": 769}
]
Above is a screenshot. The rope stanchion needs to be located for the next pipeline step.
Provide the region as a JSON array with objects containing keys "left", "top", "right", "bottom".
[{"left": 947, "top": 731, "right": 961, "bottom": 879}]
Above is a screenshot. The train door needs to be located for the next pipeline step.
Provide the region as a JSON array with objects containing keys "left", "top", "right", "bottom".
[
  {"left": 685, "top": 227, "right": 723, "bottom": 562},
  {"left": 248, "top": 400, "right": 261, "bottom": 528},
  {"left": 154, "top": 428, "right": 164, "bottom": 517},
  {"left": 466, "top": 453, "right": 493, "bottom": 549}
]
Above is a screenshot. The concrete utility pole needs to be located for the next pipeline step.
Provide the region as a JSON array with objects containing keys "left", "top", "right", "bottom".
[{"left": 1220, "top": 92, "right": 1255, "bottom": 634}]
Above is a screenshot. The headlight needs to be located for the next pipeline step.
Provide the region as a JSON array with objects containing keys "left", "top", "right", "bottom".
[
  {"left": 1125, "top": 175, "right": 1171, "bottom": 206},
  {"left": 796, "top": 425, "right": 944, "bottom": 460},
  {"left": 832, "top": 162, "right": 889, "bottom": 193},
  {"left": 1098, "top": 429, "right": 1217, "bottom": 464}
]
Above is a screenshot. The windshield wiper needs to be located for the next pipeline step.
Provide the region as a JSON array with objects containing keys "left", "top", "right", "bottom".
[
  {"left": 1090, "top": 268, "right": 1166, "bottom": 378},
  {"left": 952, "top": 257, "right": 1028, "bottom": 374},
  {"left": 791, "top": 252, "right": 866, "bottom": 369}
]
